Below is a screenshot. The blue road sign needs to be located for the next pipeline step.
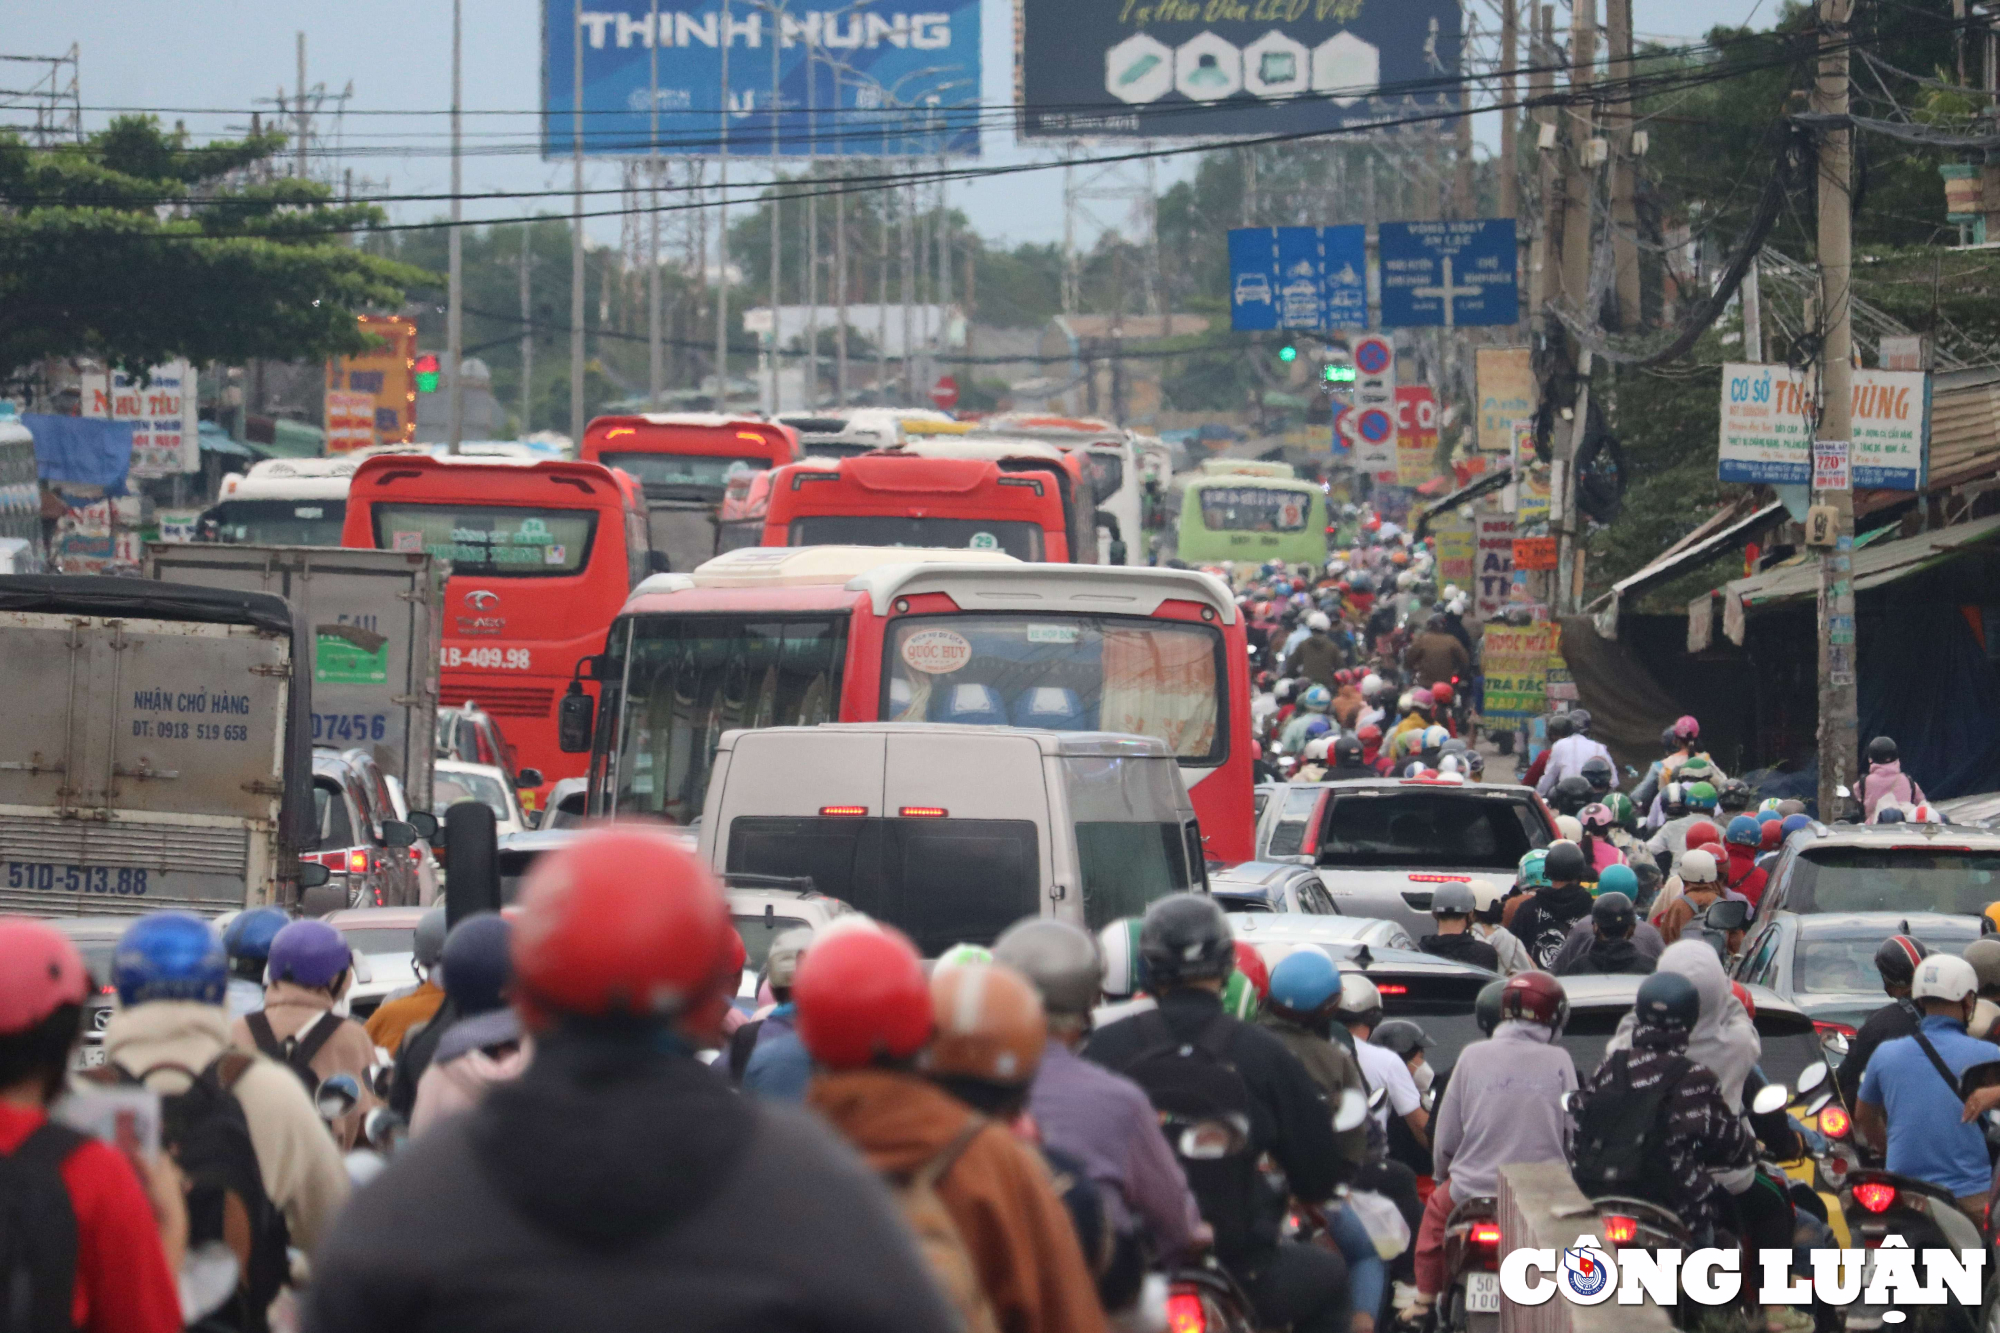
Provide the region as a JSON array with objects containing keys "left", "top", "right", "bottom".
[
  {"left": 1228, "top": 226, "right": 1366, "bottom": 332},
  {"left": 1357, "top": 408, "right": 1394, "bottom": 442},
  {"left": 1378, "top": 220, "right": 1519, "bottom": 327}
]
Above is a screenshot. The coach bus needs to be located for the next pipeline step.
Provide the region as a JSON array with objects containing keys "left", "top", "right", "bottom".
[
  {"left": 566, "top": 545, "right": 1254, "bottom": 862},
  {"left": 340, "top": 453, "right": 651, "bottom": 812},
  {"left": 1176, "top": 465, "right": 1329, "bottom": 569},
  {"left": 579, "top": 413, "right": 798, "bottom": 573}
]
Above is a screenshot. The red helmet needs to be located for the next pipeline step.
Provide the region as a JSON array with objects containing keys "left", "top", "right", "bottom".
[
  {"left": 1232, "top": 941, "right": 1271, "bottom": 1004},
  {"left": 1731, "top": 980, "right": 1756, "bottom": 1020},
  {"left": 1358, "top": 724, "right": 1383, "bottom": 745},
  {"left": 1499, "top": 970, "right": 1568, "bottom": 1030},
  {"left": 1683, "top": 819, "right": 1721, "bottom": 849},
  {"left": 0, "top": 919, "right": 88, "bottom": 1034},
  {"left": 1693, "top": 840, "right": 1726, "bottom": 864},
  {"left": 795, "top": 926, "right": 933, "bottom": 1070},
  {"left": 1758, "top": 816, "right": 1783, "bottom": 851},
  {"left": 1430, "top": 682, "right": 1455, "bottom": 706},
  {"left": 511, "top": 827, "right": 735, "bottom": 1032}
]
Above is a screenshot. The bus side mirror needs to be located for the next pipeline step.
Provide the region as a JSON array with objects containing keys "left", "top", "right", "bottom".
[
  {"left": 558, "top": 681, "right": 595, "bottom": 753},
  {"left": 648, "top": 550, "right": 672, "bottom": 574}
]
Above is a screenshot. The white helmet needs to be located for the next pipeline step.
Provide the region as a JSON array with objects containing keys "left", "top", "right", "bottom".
[
  {"left": 1466, "top": 877, "right": 1505, "bottom": 913},
  {"left": 1448, "top": 595, "right": 1469, "bottom": 616},
  {"left": 1336, "top": 972, "right": 1381, "bottom": 1017},
  {"left": 1360, "top": 673, "right": 1384, "bottom": 700},
  {"left": 1442, "top": 584, "right": 1462, "bottom": 601},
  {"left": 1678, "top": 849, "right": 1720, "bottom": 884},
  {"left": 1307, "top": 611, "right": 1331, "bottom": 632},
  {"left": 1554, "top": 814, "right": 1583, "bottom": 842},
  {"left": 1914, "top": 954, "right": 1979, "bottom": 1003},
  {"left": 1397, "top": 691, "right": 1415, "bottom": 713},
  {"left": 1303, "top": 736, "right": 1332, "bottom": 762}
]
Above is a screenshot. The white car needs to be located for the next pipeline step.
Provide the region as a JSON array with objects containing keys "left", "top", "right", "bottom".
[
  {"left": 1227, "top": 912, "right": 1417, "bottom": 966},
  {"left": 322, "top": 905, "right": 431, "bottom": 1023},
  {"left": 433, "top": 759, "right": 529, "bottom": 837},
  {"left": 726, "top": 880, "right": 854, "bottom": 1000}
]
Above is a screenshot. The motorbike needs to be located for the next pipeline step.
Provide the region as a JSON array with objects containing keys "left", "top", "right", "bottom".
[
  {"left": 1839, "top": 1169, "right": 1987, "bottom": 1332},
  {"left": 1438, "top": 1193, "right": 1502, "bottom": 1333},
  {"left": 315, "top": 1071, "right": 409, "bottom": 1186}
]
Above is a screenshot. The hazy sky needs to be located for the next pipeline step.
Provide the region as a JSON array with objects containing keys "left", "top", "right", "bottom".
[{"left": 4, "top": 0, "right": 1774, "bottom": 252}]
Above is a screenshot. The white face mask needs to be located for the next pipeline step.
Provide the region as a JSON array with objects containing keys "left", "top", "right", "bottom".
[{"left": 1410, "top": 1059, "right": 1435, "bottom": 1093}]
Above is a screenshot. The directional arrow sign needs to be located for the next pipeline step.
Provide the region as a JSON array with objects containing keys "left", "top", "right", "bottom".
[{"left": 1379, "top": 219, "right": 1519, "bottom": 327}]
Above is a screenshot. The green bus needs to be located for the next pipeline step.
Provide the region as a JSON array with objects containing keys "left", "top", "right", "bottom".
[{"left": 1176, "top": 470, "right": 1329, "bottom": 568}]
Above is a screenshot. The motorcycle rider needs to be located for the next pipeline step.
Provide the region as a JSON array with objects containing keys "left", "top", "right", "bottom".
[
  {"left": 1655, "top": 848, "right": 1726, "bottom": 948},
  {"left": 308, "top": 827, "right": 966, "bottom": 1333},
  {"left": 1554, "top": 893, "right": 1655, "bottom": 976},
  {"left": 1575, "top": 803, "right": 1626, "bottom": 876},
  {"left": 1631, "top": 715, "right": 1706, "bottom": 813},
  {"left": 1546, "top": 775, "right": 1595, "bottom": 821},
  {"left": 231, "top": 918, "right": 381, "bottom": 1146},
  {"left": 1719, "top": 815, "right": 1769, "bottom": 906},
  {"left": 991, "top": 920, "right": 1209, "bottom": 1281},
  {"left": 1504, "top": 841, "right": 1596, "bottom": 969},
  {"left": 1404, "top": 614, "right": 1469, "bottom": 690},
  {"left": 1861, "top": 735, "right": 1927, "bottom": 822},
  {"left": 1337, "top": 976, "right": 1429, "bottom": 1158},
  {"left": 1086, "top": 895, "right": 1348, "bottom": 1333},
  {"left": 1536, "top": 709, "right": 1616, "bottom": 798},
  {"left": 364, "top": 907, "right": 447, "bottom": 1054},
  {"left": 731, "top": 926, "right": 815, "bottom": 1097},
  {"left": 409, "top": 914, "right": 528, "bottom": 1135},
  {"left": 1284, "top": 611, "right": 1346, "bottom": 689},
  {"left": 1413, "top": 971, "right": 1576, "bottom": 1324},
  {"left": 1570, "top": 970, "right": 1752, "bottom": 1245},
  {"left": 1546, "top": 865, "right": 1665, "bottom": 974},
  {"left": 1518, "top": 713, "right": 1569, "bottom": 792},
  {"left": 1327, "top": 733, "right": 1377, "bottom": 781},
  {"left": 222, "top": 905, "right": 287, "bottom": 1021},
  {"left": 1466, "top": 879, "right": 1533, "bottom": 975},
  {"left": 1415, "top": 883, "right": 1499, "bottom": 971},
  {"left": 1282, "top": 685, "right": 1337, "bottom": 753},
  {"left": 1856, "top": 953, "right": 2000, "bottom": 1220}
]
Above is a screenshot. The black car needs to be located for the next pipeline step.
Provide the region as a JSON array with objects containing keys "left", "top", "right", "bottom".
[{"left": 1210, "top": 861, "right": 1340, "bottom": 914}]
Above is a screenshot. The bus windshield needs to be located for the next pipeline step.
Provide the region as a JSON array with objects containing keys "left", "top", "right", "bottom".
[
  {"left": 882, "top": 614, "right": 1224, "bottom": 763},
  {"left": 612, "top": 615, "right": 849, "bottom": 823},
  {"left": 600, "top": 452, "right": 770, "bottom": 492},
  {"left": 789, "top": 515, "right": 1043, "bottom": 560},
  {"left": 204, "top": 499, "right": 347, "bottom": 546},
  {"left": 373, "top": 504, "right": 597, "bottom": 577},
  {"left": 1082, "top": 452, "right": 1124, "bottom": 506},
  {"left": 1198, "top": 486, "right": 1311, "bottom": 532}
]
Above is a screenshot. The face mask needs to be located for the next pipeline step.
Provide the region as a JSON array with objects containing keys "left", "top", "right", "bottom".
[{"left": 1410, "top": 1059, "right": 1435, "bottom": 1094}]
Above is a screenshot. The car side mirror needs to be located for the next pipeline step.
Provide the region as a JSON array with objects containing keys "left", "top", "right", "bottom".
[
  {"left": 316, "top": 1072, "right": 361, "bottom": 1122},
  {"left": 1706, "top": 898, "right": 1752, "bottom": 931},
  {"left": 407, "top": 810, "right": 440, "bottom": 842},
  {"left": 514, "top": 768, "right": 545, "bottom": 790},
  {"left": 380, "top": 820, "right": 417, "bottom": 849},
  {"left": 297, "top": 861, "right": 331, "bottom": 890},
  {"left": 648, "top": 550, "right": 672, "bottom": 574},
  {"left": 558, "top": 681, "right": 595, "bottom": 754}
]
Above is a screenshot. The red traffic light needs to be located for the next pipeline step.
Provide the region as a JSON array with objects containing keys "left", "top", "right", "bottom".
[{"left": 413, "top": 353, "right": 440, "bottom": 393}]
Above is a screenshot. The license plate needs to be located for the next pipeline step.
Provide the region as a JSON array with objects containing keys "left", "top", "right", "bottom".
[
  {"left": 70, "top": 1045, "right": 107, "bottom": 1072},
  {"left": 1465, "top": 1272, "right": 1501, "bottom": 1313},
  {"left": 5, "top": 861, "right": 153, "bottom": 898}
]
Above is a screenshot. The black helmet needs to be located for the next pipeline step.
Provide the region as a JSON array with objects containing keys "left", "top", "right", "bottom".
[
  {"left": 1551, "top": 775, "right": 1594, "bottom": 815},
  {"left": 1659, "top": 726, "right": 1681, "bottom": 752},
  {"left": 1371, "top": 1018, "right": 1432, "bottom": 1058},
  {"left": 1333, "top": 735, "right": 1363, "bottom": 767},
  {"left": 1543, "top": 840, "right": 1589, "bottom": 884},
  {"left": 1874, "top": 935, "right": 1930, "bottom": 988},
  {"left": 1633, "top": 971, "right": 1700, "bottom": 1031},
  {"left": 1580, "top": 756, "right": 1614, "bottom": 794},
  {"left": 1475, "top": 979, "right": 1506, "bottom": 1035},
  {"left": 1567, "top": 709, "right": 1592, "bottom": 735},
  {"left": 1546, "top": 713, "right": 1573, "bottom": 741},
  {"left": 1430, "top": 882, "right": 1477, "bottom": 917},
  {"left": 1138, "top": 894, "right": 1235, "bottom": 987},
  {"left": 1661, "top": 782, "right": 1690, "bottom": 818},
  {"left": 1717, "top": 779, "right": 1753, "bottom": 813},
  {"left": 1877, "top": 807, "right": 1907, "bottom": 825},
  {"left": 1867, "top": 736, "right": 1899, "bottom": 764},
  {"left": 1590, "top": 891, "right": 1636, "bottom": 937}
]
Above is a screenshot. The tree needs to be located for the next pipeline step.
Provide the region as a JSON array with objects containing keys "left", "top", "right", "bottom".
[{"left": 0, "top": 116, "right": 426, "bottom": 379}]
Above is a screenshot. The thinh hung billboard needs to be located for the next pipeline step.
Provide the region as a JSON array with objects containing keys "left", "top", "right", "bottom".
[
  {"left": 543, "top": 0, "right": 981, "bottom": 157},
  {"left": 1017, "top": 0, "right": 1460, "bottom": 139}
]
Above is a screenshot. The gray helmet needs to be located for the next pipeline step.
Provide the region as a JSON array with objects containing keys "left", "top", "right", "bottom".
[
  {"left": 1371, "top": 1018, "right": 1433, "bottom": 1058},
  {"left": 1139, "top": 894, "right": 1234, "bottom": 986},
  {"left": 1430, "top": 882, "right": 1477, "bottom": 917},
  {"left": 994, "top": 918, "right": 1101, "bottom": 1018},
  {"left": 766, "top": 927, "right": 815, "bottom": 989},
  {"left": 1590, "top": 892, "right": 1636, "bottom": 937},
  {"left": 413, "top": 908, "right": 447, "bottom": 970}
]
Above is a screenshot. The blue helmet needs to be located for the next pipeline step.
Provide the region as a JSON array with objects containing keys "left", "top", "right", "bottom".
[
  {"left": 1303, "top": 716, "right": 1334, "bottom": 739},
  {"left": 1725, "top": 815, "right": 1763, "bottom": 847},
  {"left": 1268, "top": 947, "right": 1342, "bottom": 1015},
  {"left": 115, "top": 913, "right": 227, "bottom": 1008},
  {"left": 1300, "top": 684, "right": 1332, "bottom": 712},
  {"left": 440, "top": 913, "right": 513, "bottom": 1016},
  {"left": 1595, "top": 862, "right": 1639, "bottom": 899},
  {"left": 1780, "top": 813, "right": 1811, "bottom": 836},
  {"left": 222, "top": 907, "right": 288, "bottom": 963}
]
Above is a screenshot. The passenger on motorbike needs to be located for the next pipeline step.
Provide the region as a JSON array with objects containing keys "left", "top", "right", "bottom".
[
  {"left": 364, "top": 907, "right": 446, "bottom": 1054},
  {"left": 1466, "top": 880, "right": 1532, "bottom": 976},
  {"left": 730, "top": 926, "right": 815, "bottom": 1097},
  {"left": 1834, "top": 935, "right": 1928, "bottom": 1112},
  {"left": 1504, "top": 842, "right": 1596, "bottom": 969},
  {"left": 1415, "top": 884, "right": 1499, "bottom": 972},
  {"left": 230, "top": 918, "right": 381, "bottom": 1149},
  {"left": 1554, "top": 893, "right": 1656, "bottom": 977},
  {"left": 1855, "top": 953, "right": 2000, "bottom": 1220},
  {"left": 222, "top": 905, "right": 287, "bottom": 1021},
  {"left": 1415, "top": 972, "right": 1576, "bottom": 1321},
  {"left": 1655, "top": 849, "right": 1728, "bottom": 948},
  {"left": 1536, "top": 710, "right": 1616, "bottom": 799},
  {"left": 409, "top": 914, "right": 528, "bottom": 1135},
  {"left": 1630, "top": 715, "right": 1704, "bottom": 815}
]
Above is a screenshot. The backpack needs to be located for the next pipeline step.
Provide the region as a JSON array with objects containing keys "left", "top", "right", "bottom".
[
  {"left": 0, "top": 1122, "right": 87, "bottom": 1333},
  {"left": 1107, "top": 1010, "right": 1267, "bottom": 1263},
  {"left": 1570, "top": 1050, "right": 1691, "bottom": 1203},
  {"left": 886, "top": 1120, "right": 1001, "bottom": 1333},
  {"left": 90, "top": 1054, "right": 291, "bottom": 1333},
  {"left": 242, "top": 1011, "right": 339, "bottom": 1098}
]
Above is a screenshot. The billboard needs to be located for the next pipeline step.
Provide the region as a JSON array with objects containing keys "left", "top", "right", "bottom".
[
  {"left": 1475, "top": 347, "right": 1532, "bottom": 453},
  {"left": 82, "top": 361, "right": 197, "bottom": 480},
  {"left": 326, "top": 317, "right": 418, "bottom": 449},
  {"left": 1017, "top": 0, "right": 1459, "bottom": 139},
  {"left": 544, "top": 0, "right": 981, "bottom": 157},
  {"left": 1719, "top": 363, "right": 1927, "bottom": 489}
]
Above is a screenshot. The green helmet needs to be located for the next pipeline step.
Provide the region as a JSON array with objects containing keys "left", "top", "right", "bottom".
[
  {"left": 1605, "top": 792, "right": 1636, "bottom": 829},
  {"left": 1676, "top": 756, "right": 1715, "bottom": 782},
  {"left": 1517, "top": 848, "right": 1551, "bottom": 890},
  {"left": 1686, "top": 781, "right": 1719, "bottom": 811},
  {"left": 1221, "top": 968, "right": 1263, "bottom": 1021},
  {"left": 937, "top": 943, "right": 993, "bottom": 967}
]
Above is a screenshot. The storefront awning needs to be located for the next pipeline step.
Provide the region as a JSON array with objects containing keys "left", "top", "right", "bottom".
[
  {"left": 1412, "top": 467, "right": 1512, "bottom": 537},
  {"left": 1589, "top": 497, "right": 1786, "bottom": 637}
]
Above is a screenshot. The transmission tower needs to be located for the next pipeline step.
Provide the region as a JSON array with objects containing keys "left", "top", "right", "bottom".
[{"left": 0, "top": 47, "right": 81, "bottom": 145}]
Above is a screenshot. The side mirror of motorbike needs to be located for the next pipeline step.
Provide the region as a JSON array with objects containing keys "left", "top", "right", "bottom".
[
  {"left": 1795, "top": 1061, "right": 1829, "bottom": 1096},
  {"left": 1706, "top": 899, "right": 1752, "bottom": 932},
  {"left": 1333, "top": 1087, "right": 1370, "bottom": 1133},
  {"left": 316, "top": 1072, "right": 361, "bottom": 1123},
  {"left": 1559, "top": 1090, "right": 1577, "bottom": 1116},
  {"left": 1367, "top": 1085, "right": 1388, "bottom": 1112},
  {"left": 1836, "top": 784, "right": 1853, "bottom": 799},
  {"left": 1421, "top": 1085, "right": 1438, "bottom": 1113},
  {"left": 1804, "top": 1089, "right": 1834, "bottom": 1116},
  {"left": 1750, "top": 1083, "right": 1790, "bottom": 1116}
]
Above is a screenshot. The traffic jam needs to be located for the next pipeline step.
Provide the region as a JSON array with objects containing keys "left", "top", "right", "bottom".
[{"left": 2, "top": 410, "right": 1995, "bottom": 1333}]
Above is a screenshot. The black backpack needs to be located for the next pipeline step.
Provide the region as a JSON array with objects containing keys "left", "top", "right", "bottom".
[
  {"left": 0, "top": 1122, "right": 87, "bottom": 1333},
  {"left": 1570, "top": 1050, "right": 1690, "bottom": 1202},
  {"left": 1107, "top": 1011, "right": 1268, "bottom": 1264},
  {"left": 91, "top": 1055, "right": 291, "bottom": 1333},
  {"left": 242, "top": 1011, "right": 339, "bottom": 1098}
]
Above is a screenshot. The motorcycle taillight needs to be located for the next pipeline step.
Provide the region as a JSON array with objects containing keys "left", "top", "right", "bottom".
[
  {"left": 1470, "top": 1221, "right": 1501, "bottom": 1246},
  {"left": 1165, "top": 1289, "right": 1207, "bottom": 1333}
]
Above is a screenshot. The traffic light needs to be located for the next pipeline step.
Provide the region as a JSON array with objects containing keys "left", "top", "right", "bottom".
[
  {"left": 1278, "top": 343, "right": 1298, "bottom": 364},
  {"left": 414, "top": 353, "right": 441, "bottom": 393},
  {"left": 1323, "top": 364, "right": 1356, "bottom": 384}
]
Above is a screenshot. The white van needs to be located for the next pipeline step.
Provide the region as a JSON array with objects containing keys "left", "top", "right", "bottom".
[
  {"left": 202, "top": 456, "right": 364, "bottom": 546},
  {"left": 696, "top": 723, "right": 1205, "bottom": 954}
]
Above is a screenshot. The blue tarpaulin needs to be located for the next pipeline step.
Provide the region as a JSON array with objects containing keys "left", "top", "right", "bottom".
[
  {"left": 1859, "top": 597, "right": 2000, "bottom": 801},
  {"left": 23, "top": 413, "right": 133, "bottom": 497}
]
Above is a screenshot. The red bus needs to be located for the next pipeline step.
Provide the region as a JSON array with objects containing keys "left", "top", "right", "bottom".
[
  {"left": 570, "top": 546, "right": 1254, "bottom": 863},
  {"left": 580, "top": 413, "right": 797, "bottom": 572},
  {"left": 340, "top": 454, "right": 651, "bottom": 812},
  {"left": 762, "top": 440, "right": 1098, "bottom": 563}
]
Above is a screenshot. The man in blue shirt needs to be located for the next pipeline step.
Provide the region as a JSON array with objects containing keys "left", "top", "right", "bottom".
[{"left": 1858, "top": 953, "right": 2000, "bottom": 1218}]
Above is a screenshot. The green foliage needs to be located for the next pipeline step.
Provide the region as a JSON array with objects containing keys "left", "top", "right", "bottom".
[{"left": 0, "top": 116, "right": 425, "bottom": 378}]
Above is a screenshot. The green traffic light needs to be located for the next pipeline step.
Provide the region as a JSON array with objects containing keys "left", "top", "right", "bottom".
[
  {"left": 1278, "top": 344, "right": 1298, "bottom": 363},
  {"left": 1323, "top": 364, "right": 1355, "bottom": 384}
]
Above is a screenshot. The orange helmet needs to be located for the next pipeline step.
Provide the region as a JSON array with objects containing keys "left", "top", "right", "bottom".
[
  {"left": 511, "top": 827, "right": 735, "bottom": 1034},
  {"left": 795, "top": 926, "right": 933, "bottom": 1070},
  {"left": 923, "top": 962, "right": 1046, "bottom": 1087},
  {"left": 1429, "top": 682, "right": 1454, "bottom": 706}
]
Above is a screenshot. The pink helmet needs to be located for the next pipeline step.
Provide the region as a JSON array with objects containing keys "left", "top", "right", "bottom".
[
  {"left": 1673, "top": 714, "right": 1700, "bottom": 741},
  {"left": 0, "top": 919, "right": 89, "bottom": 1034},
  {"left": 1411, "top": 687, "right": 1436, "bottom": 709},
  {"left": 1579, "top": 802, "right": 1615, "bottom": 830}
]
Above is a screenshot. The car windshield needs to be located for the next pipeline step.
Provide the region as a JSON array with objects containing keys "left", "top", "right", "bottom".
[
  {"left": 338, "top": 927, "right": 416, "bottom": 956},
  {"left": 1371, "top": 974, "right": 1493, "bottom": 1075},
  {"left": 734, "top": 913, "right": 811, "bottom": 970},
  {"left": 1783, "top": 847, "right": 2000, "bottom": 915},
  {"left": 789, "top": 515, "right": 1044, "bottom": 561},
  {"left": 1083, "top": 452, "right": 1124, "bottom": 506},
  {"left": 372, "top": 504, "right": 597, "bottom": 577},
  {"left": 1795, "top": 924, "right": 1981, "bottom": 993},
  {"left": 312, "top": 781, "right": 354, "bottom": 849},
  {"left": 600, "top": 452, "right": 770, "bottom": 492},
  {"left": 1198, "top": 486, "right": 1310, "bottom": 532},
  {"left": 435, "top": 771, "right": 511, "bottom": 821},
  {"left": 204, "top": 499, "right": 347, "bottom": 546},
  {"left": 1317, "top": 792, "right": 1546, "bottom": 870},
  {"left": 883, "top": 614, "right": 1226, "bottom": 763},
  {"left": 1557, "top": 1007, "right": 1824, "bottom": 1088}
]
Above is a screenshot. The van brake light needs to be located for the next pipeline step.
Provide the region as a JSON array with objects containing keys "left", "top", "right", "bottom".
[
  {"left": 1407, "top": 874, "right": 1471, "bottom": 883},
  {"left": 899, "top": 806, "right": 948, "bottom": 818},
  {"left": 820, "top": 806, "right": 868, "bottom": 817},
  {"left": 346, "top": 850, "right": 369, "bottom": 874},
  {"left": 1375, "top": 983, "right": 1407, "bottom": 994}
]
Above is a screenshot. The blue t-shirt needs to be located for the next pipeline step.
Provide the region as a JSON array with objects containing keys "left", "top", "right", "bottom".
[{"left": 1858, "top": 1015, "right": 2000, "bottom": 1198}]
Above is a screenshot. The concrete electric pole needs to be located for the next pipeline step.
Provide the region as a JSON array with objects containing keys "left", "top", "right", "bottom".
[{"left": 447, "top": 0, "right": 465, "bottom": 452}]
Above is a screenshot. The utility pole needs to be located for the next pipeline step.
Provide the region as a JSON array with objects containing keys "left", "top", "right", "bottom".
[
  {"left": 768, "top": 0, "right": 784, "bottom": 415},
  {"left": 716, "top": 0, "right": 732, "bottom": 409},
  {"left": 836, "top": 163, "right": 849, "bottom": 404},
  {"left": 1605, "top": 0, "right": 1639, "bottom": 329},
  {"left": 447, "top": 0, "right": 465, "bottom": 452},
  {"left": 1813, "top": 0, "right": 1859, "bottom": 818},
  {"left": 570, "top": 0, "right": 587, "bottom": 446},
  {"left": 1500, "top": 0, "right": 1519, "bottom": 220},
  {"left": 648, "top": 0, "right": 664, "bottom": 409},
  {"left": 295, "top": 33, "right": 309, "bottom": 179},
  {"left": 1553, "top": 0, "right": 1598, "bottom": 615},
  {"left": 517, "top": 226, "right": 535, "bottom": 432},
  {"left": 1741, "top": 253, "right": 1764, "bottom": 361}
]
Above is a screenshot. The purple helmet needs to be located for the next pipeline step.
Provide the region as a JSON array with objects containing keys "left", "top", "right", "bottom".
[{"left": 267, "top": 920, "right": 352, "bottom": 989}]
